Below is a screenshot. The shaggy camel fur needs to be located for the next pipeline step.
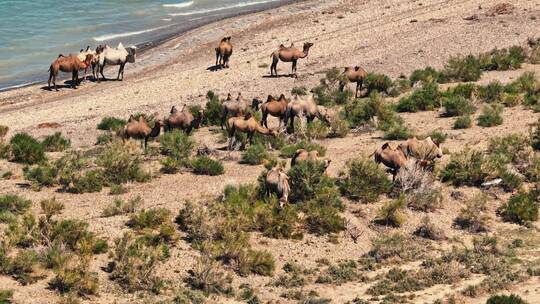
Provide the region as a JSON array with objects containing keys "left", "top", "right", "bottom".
[
  {"left": 270, "top": 42, "right": 313, "bottom": 77},
  {"left": 227, "top": 115, "right": 278, "bottom": 150},
  {"left": 340, "top": 66, "right": 368, "bottom": 98},
  {"left": 48, "top": 54, "right": 93, "bottom": 91},
  {"left": 122, "top": 115, "right": 162, "bottom": 150},
  {"left": 284, "top": 94, "right": 331, "bottom": 133},
  {"left": 401, "top": 137, "right": 443, "bottom": 170},
  {"left": 261, "top": 94, "right": 288, "bottom": 128},
  {"left": 265, "top": 167, "right": 290, "bottom": 207},
  {"left": 164, "top": 106, "right": 204, "bottom": 134},
  {"left": 77, "top": 46, "right": 100, "bottom": 81},
  {"left": 215, "top": 36, "right": 233, "bottom": 68},
  {"left": 291, "top": 149, "right": 331, "bottom": 169},
  {"left": 374, "top": 143, "right": 408, "bottom": 181},
  {"left": 220, "top": 93, "right": 261, "bottom": 129},
  {"left": 97, "top": 43, "right": 136, "bottom": 82}
]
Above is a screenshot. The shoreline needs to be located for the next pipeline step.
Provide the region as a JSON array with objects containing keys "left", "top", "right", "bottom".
[{"left": 0, "top": 0, "right": 300, "bottom": 93}]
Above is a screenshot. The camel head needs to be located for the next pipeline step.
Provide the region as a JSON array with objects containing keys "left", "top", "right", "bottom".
[
  {"left": 316, "top": 106, "right": 332, "bottom": 124},
  {"left": 170, "top": 106, "right": 178, "bottom": 114},
  {"left": 226, "top": 93, "right": 233, "bottom": 101},
  {"left": 236, "top": 92, "right": 242, "bottom": 101},
  {"left": 95, "top": 45, "right": 105, "bottom": 54},
  {"left": 126, "top": 46, "right": 137, "bottom": 63},
  {"left": 323, "top": 158, "right": 332, "bottom": 169},
  {"left": 251, "top": 98, "right": 262, "bottom": 111},
  {"left": 83, "top": 54, "right": 94, "bottom": 66},
  {"left": 303, "top": 42, "right": 314, "bottom": 52}
]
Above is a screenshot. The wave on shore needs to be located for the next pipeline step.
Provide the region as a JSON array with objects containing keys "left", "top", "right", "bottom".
[
  {"left": 93, "top": 25, "right": 173, "bottom": 42},
  {"left": 162, "top": 1, "right": 194, "bottom": 9},
  {"left": 169, "top": 0, "right": 281, "bottom": 16}
]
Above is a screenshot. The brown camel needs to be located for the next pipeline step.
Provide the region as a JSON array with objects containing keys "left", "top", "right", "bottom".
[
  {"left": 401, "top": 137, "right": 443, "bottom": 170},
  {"left": 215, "top": 36, "right": 233, "bottom": 68},
  {"left": 220, "top": 93, "right": 261, "bottom": 129},
  {"left": 48, "top": 54, "right": 93, "bottom": 91},
  {"left": 261, "top": 94, "right": 288, "bottom": 128},
  {"left": 227, "top": 114, "right": 278, "bottom": 150},
  {"left": 121, "top": 115, "right": 162, "bottom": 150},
  {"left": 374, "top": 143, "right": 408, "bottom": 181},
  {"left": 270, "top": 42, "right": 313, "bottom": 77},
  {"left": 340, "top": 66, "right": 368, "bottom": 98},
  {"left": 284, "top": 94, "right": 331, "bottom": 133},
  {"left": 265, "top": 166, "right": 290, "bottom": 207},
  {"left": 164, "top": 106, "right": 204, "bottom": 135},
  {"left": 291, "top": 149, "right": 331, "bottom": 169}
]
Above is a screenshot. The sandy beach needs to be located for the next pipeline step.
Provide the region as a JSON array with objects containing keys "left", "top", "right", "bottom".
[{"left": 1, "top": 0, "right": 540, "bottom": 303}]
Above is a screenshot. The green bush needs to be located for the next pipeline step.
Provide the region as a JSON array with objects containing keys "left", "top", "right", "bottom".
[
  {"left": 453, "top": 116, "right": 472, "bottom": 129},
  {"left": 280, "top": 141, "right": 326, "bottom": 158},
  {"left": 531, "top": 118, "right": 540, "bottom": 151},
  {"left": 442, "top": 95, "right": 475, "bottom": 117},
  {"left": 306, "top": 120, "right": 329, "bottom": 139},
  {"left": 200, "top": 91, "right": 223, "bottom": 127},
  {"left": 440, "top": 148, "right": 487, "bottom": 186},
  {"left": 160, "top": 130, "right": 194, "bottom": 161},
  {"left": 109, "top": 184, "right": 128, "bottom": 195},
  {"left": 410, "top": 67, "right": 442, "bottom": 84},
  {"left": 102, "top": 197, "right": 140, "bottom": 217},
  {"left": 497, "top": 191, "right": 538, "bottom": 226},
  {"left": 0, "top": 195, "right": 31, "bottom": 222},
  {"left": 364, "top": 73, "right": 393, "bottom": 95},
  {"left": 388, "top": 76, "right": 412, "bottom": 97},
  {"left": 486, "top": 294, "right": 528, "bottom": 304},
  {"left": 49, "top": 261, "right": 99, "bottom": 296},
  {"left": 288, "top": 160, "right": 335, "bottom": 203},
  {"left": 338, "top": 158, "right": 392, "bottom": 203},
  {"left": 315, "top": 260, "right": 362, "bottom": 285},
  {"left": 69, "top": 170, "right": 103, "bottom": 194},
  {"left": 9, "top": 133, "right": 45, "bottom": 164},
  {"left": 0, "top": 125, "right": 8, "bottom": 139},
  {"left": 376, "top": 197, "right": 406, "bottom": 227},
  {"left": 443, "top": 83, "right": 477, "bottom": 99},
  {"left": 291, "top": 86, "right": 308, "bottom": 96},
  {"left": 396, "top": 83, "right": 440, "bottom": 112},
  {"left": 0, "top": 289, "right": 13, "bottom": 303},
  {"left": 185, "top": 256, "right": 234, "bottom": 296},
  {"left": 96, "top": 133, "right": 113, "bottom": 145},
  {"left": 97, "top": 117, "right": 126, "bottom": 131},
  {"left": 478, "top": 81, "right": 504, "bottom": 103},
  {"left": 382, "top": 120, "right": 412, "bottom": 140},
  {"left": 312, "top": 68, "right": 349, "bottom": 106},
  {"left": 191, "top": 156, "right": 224, "bottom": 176},
  {"left": 97, "top": 141, "right": 149, "bottom": 184},
  {"left": 241, "top": 144, "right": 272, "bottom": 165},
  {"left": 4, "top": 249, "right": 44, "bottom": 285},
  {"left": 342, "top": 95, "right": 378, "bottom": 127},
  {"left": 426, "top": 131, "right": 447, "bottom": 145},
  {"left": 478, "top": 104, "right": 503, "bottom": 127},
  {"left": 160, "top": 156, "right": 181, "bottom": 174},
  {"left": 23, "top": 163, "right": 58, "bottom": 189},
  {"left": 480, "top": 47, "right": 525, "bottom": 71},
  {"left": 40, "top": 198, "right": 64, "bottom": 220},
  {"left": 442, "top": 55, "right": 481, "bottom": 82},
  {"left": 41, "top": 132, "right": 71, "bottom": 152}
]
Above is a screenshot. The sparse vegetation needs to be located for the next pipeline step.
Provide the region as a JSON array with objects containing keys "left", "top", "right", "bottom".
[
  {"left": 497, "top": 191, "right": 538, "bottom": 226},
  {"left": 442, "top": 95, "right": 475, "bottom": 117},
  {"left": 454, "top": 115, "right": 472, "bottom": 129},
  {"left": 241, "top": 143, "right": 273, "bottom": 165},
  {"left": 440, "top": 148, "right": 488, "bottom": 186},
  {"left": 338, "top": 158, "right": 392, "bottom": 203},
  {"left": 375, "top": 197, "right": 406, "bottom": 227},
  {"left": 486, "top": 294, "right": 528, "bottom": 304},
  {"left": 102, "top": 197, "right": 141, "bottom": 217},
  {"left": 41, "top": 132, "right": 71, "bottom": 152},
  {"left": 364, "top": 73, "right": 393, "bottom": 95},
  {"left": 97, "top": 117, "right": 126, "bottom": 131},
  {"left": 9, "top": 133, "right": 45, "bottom": 164},
  {"left": 454, "top": 194, "right": 489, "bottom": 232},
  {"left": 397, "top": 82, "right": 440, "bottom": 112},
  {"left": 202, "top": 91, "right": 224, "bottom": 126},
  {"left": 97, "top": 140, "right": 149, "bottom": 184},
  {"left": 280, "top": 141, "right": 326, "bottom": 158},
  {"left": 478, "top": 104, "right": 503, "bottom": 127},
  {"left": 191, "top": 156, "right": 224, "bottom": 176}
]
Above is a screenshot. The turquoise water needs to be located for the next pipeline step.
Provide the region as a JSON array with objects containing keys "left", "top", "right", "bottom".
[{"left": 0, "top": 0, "right": 286, "bottom": 90}]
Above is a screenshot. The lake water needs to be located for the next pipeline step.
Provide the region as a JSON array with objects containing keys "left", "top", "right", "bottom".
[{"left": 0, "top": 0, "right": 288, "bottom": 90}]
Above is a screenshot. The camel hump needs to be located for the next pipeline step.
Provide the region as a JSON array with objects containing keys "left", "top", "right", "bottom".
[
  {"left": 354, "top": 66, "right": 361, "bottom": 71},
  {"left": 58, "top": 54, "right": 64, "bottom": 58},
  {"left": 381, "top": 142, "right": 390, "bottom": 150},
  {"left": 243, "top": 113, "right": 252, "bottom": 120}
]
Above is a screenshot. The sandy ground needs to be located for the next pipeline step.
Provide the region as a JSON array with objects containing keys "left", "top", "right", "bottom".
[{"left": 2, "top": 0, "right": 540, "bottom": 303}]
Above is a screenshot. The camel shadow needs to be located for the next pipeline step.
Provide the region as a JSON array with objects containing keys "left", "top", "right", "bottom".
[
  {"left": 262, "top": 74, "right": 295, "bottom": 79},
  {"left": 207, "top": 65, "right": 224, "bottom": 72}
]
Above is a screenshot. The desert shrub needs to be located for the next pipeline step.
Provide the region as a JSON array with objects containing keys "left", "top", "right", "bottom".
[
  {"left": 9, "top": 133, "right": 45, "bottom": 164},
  {"left": 388, "top": 76, "right": 412, "bottom": 97},
  {"left": 97, "top": 141, "right": 149, "bottom": 184},
  {"left": 315, "top": 260, "right": 362, "bottom": 285},
  {"left": 397, "top": 83, "right": 440, "bottom": 112},
  {"left": 55, "top": 152, "right": 89, "bottom": 189},
  {"left": 454, "top": 194, "right": 489, "bottom": 232},
  {"left": 97, "top": 117, "right": 126, "bottom": 131},
  {"left": 497, "top": 191, "right": 538, "bottom": 226},
  {"left": 478, "top": 81, "right": 504, "bottom": 103},
  {"left": 128, "top": 208, "right": 175, "bottom": 235},
  {"left": 312, "top": 68, "right": 350, "bottom": 106},
  {"left": 376, "top": 197, "right": 406, "bottom": 227},
  {"left": 288, "top": 160, "right": 336, "bottom": 203},
  {"left": 41, "top": 132, "right": 71, "bottom": 152},
  {"left": 191, "top": 156, "right": 224, "bottom": 176},
  {"left": 291, "top": 86, "right": 308, "bottom": 96},
  {"left": 102, "top": 197, "right": 140, "bottom": 217},
  {"left": 442, "top": 95, "right": 475, "bottom": 117},
  {"left": 0, "top": 125, "right": 8, "bottom": 138},
  {"left": 368, "top": 233, "right": 427, "bottom": 263},
  {"left": 48, "top": 219, "right": 107, "bottom": 254},
  {"left": 486, "top": 294, "right": 528, "bottom": 304},
  {"left": 364, "top": 73, "right": 393, "bottom": 95},
  {"left": 453, "top": 115, "right": 472, "bottom": 129},
  {"left": 306, "top": 120, "right": 329, "bottom": 139},
  {"left": 394, "top": 161, "right": 442, "bottom": 211},
  {"left": 531, "top": 118, "right": 540, "bottom": 151},
  {"left": 241, "top": 144, "right": 272, "bottom": 165},
  {"left": 0, "top": 195, "right": 31, "bottom": 223},
  {"left": 328, "top": 119, "right": 349, "bottom": 138},
  {"left": 382, "top": 119, "right": 412, "bottom": 140},
  {"left": 338, "top": 158, "right": 392, "bottom": 203},
  {"left": 443, "top": 83, "right": 477, "bottom": 99},
  {"left": 440, "top": 148, "right": 487, "bottom": 186},
  {"left": 501, "top": 93, "right": 523, "bottom": 107},
  {"left": 280, "top": 141, "right": 326, "bottom": 158},
  {"left": 238, "top": 250, "right": 275, "bottom": 276},
  {"left": 302, "top": 196, "right": 346, "bottom": 235},
  {"left": 410, "top": 67, "right": 442, "bottom": 84},
  {"left": 69, "top": 169, "right": 103, "bottom": 194},
  {"left": 49, "top": 259, "right": 99, "bottom": 296},
  {"left": 109, "top": 184, "right": 128, "bottom": 195},
  {"left": 442, "top": 55, "right": 481, "bottom": 82},
  {"left": 109, "top": 232, "right": 166, "bottom": 293},
  {"left": 414, "top": 216, "right": 446, "bottom": 241},
  {"left": 342, "top": 97, "right": 376, "bottom": 127},
  {"left": 480, "top": 47, "right": 525, "bottom": 71},
  {"left": 40, "top": 198, "right": 64, "bottom": 220},
  {"left": 3, "top": 249, "right": 45, "bottom": 285},
  {"left": 23, "top": 163, "right": 58, "bottom": 189},
  {"left": 0, "top": 289, "right": 13, "bottom": 303},
  {"left": 426, "top": 130, "right": 447, "bottom": 145},
  {"left": 478, "top": 104, "right": 503, "bottom": 127},
  {"left": 185, "top": 256, "right": 234, "bottom": 296},
  {"left": 200, "top": 91, "right": 223, "bottom": 127},
  {"left": 488, "top": 133, "right": 530, "bottom": 165},
  {"left": 160, "top": 130, "right": 194, "bottom": 161},
  {"left": 95, "top": 133, "right": 113, "bottom": 145}
]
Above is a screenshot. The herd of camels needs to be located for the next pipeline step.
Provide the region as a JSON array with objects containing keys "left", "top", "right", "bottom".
[{"left": 46, "top": 36, "right": 444, "bottom": 205}]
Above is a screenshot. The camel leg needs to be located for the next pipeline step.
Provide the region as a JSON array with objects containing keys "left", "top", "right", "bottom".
[
  {"left": 271, "top": 56, "right": 279, "bottom": 76},
  {"left": 339, "top": 81, "right": 346, "bottom": 93},
  {"left": 118, "top": 63, "right": 125, "bottom": 81},
  {"left": 358, "top": 79, "right": 363, "bottom": 98},
  {"left": 289, "top": 115, "right": 295, "bottom": 133},
  {"left": 220, "top": 109, "right": 228, "bottom": 130},
  {"left": 215, "top": 49, "right": 220, "bottom": 67},
  {"left": 48, "top": 73, "right": 53, "bottom": 91},
  {"left": 291, "top": 60, "right": 297, "bottom": 77},
  {"left": 262, "top": 112, "right": 268, "bottom": 128},
  {"left": 100, "top": 62, "right": 106, "bottom": 82},
  {"left": 72, "top": 71, "right": 77, "bottom": 89},
  {"left": 53, "top": 74, "right": 58, "bottom": 91}
]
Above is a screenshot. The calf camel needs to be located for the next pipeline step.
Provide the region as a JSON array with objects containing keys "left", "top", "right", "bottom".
[
  {"left": 261, "top": 94, "right": 288, "bottom": 128},
  {"left": 164, "top": 106, "right": 204, "bottom": 135},
  {"left": 48, "top": 54, "right": 93, "bottom": 91},
  {"left": 121, "top": 115, "right": 162, "bottom": 150},
  {"left": 373, "top": 143, "right": 408, "bottom": 181},
  {"left": 77, "top": 46, "right": 101, "bottom": 81},
  {"left": 291, "top": 149, "right": 331, "bottom": 169},
  {"left": 284, "top": 94, "right": 331, "bottom": 133},
  {"left": 227, "top": 114, "right": 278, "bottom": 150},
  {"left": 340, "top": 66, "right": 368, "bottom": 98},
  {"left": 220, "top": 93, "right": 260, "bottom": 129},
  {"left": 270, "top": 42, "right": 313, "bottom": 77},
  {"left": 265, "top": 167, "right": 290, "bottom": 207},
  {"left": 215, "top": 36, "right": 233, "bottom": 68},
  {"left": 401, "top": 136, "right": 443, "bottom": 170}
]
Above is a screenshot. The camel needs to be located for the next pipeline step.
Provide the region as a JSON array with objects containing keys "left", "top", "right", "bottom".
[
  {"left": 265, "top": 167, "right": 290, "bottom": 207},
  {"left": 291, "top": 149, "right": 331, "bottom": 169},
  {"left": 48, "top": 54, "right": 93, "bottom": 91},
  {"left": 215, "top": 36, "right": 233, "bottom": 68},
  {"left": 77, "top": 46, "right": 101, "bottom": 81},
  {"left": 227, "top": 114, "right": 278, "bottom": 150},
  {"left": 340, "top": 66, "right": 368, "bottom": 98},
  {"left": 270, "top": 42, "right": 313, "bottom": 77},
  {"left": 121, "top": 115, "right": 162, "bottom": 150},
  {"left": 220, "top": 93, "right": 261, "bottom": 129},
  {"left": 97, "top": 43, "right": 136, "bottom": 82},
  {"left": 164, "top": 106, "right": 204, "bottom": 135},
  {"left": 284, "top": 94, "right": 331, "bottom": 133},
  {"left": 374, "top": 143, "right": 408, "bottom": 181},
  {"left": 261, "top": 94, "right": 288, "bottom": 128},
  {"left": 401, "top": 137, "right": 443, "bottom": 170}
]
